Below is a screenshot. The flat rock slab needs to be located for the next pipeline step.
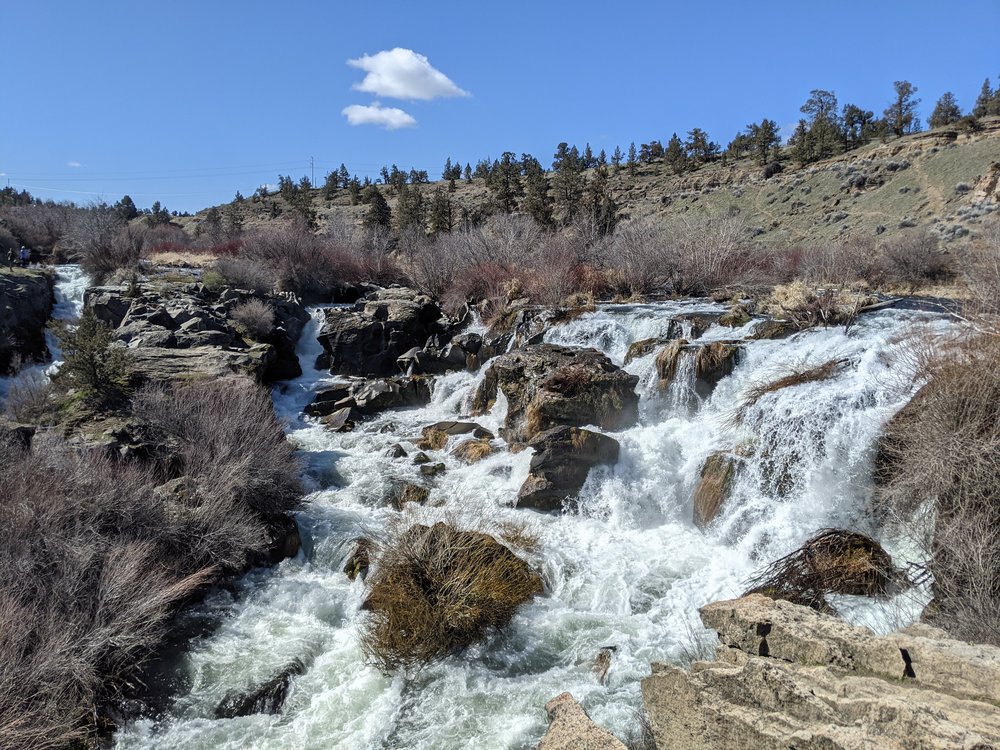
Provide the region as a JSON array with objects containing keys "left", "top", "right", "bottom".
[{"left": 536, "top": 692, "right": 627, "bottom": 750}]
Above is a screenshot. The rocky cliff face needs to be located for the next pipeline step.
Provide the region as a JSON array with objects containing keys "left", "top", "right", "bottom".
[
  {"left": 642, "top": 594, "right": 1000, "bottom": 749},
  {"left": 84, "top": 281, "right": 307, "bottom": 385},
  {"left": 0, "top": 268, "right": 54, "bottom": 374}
]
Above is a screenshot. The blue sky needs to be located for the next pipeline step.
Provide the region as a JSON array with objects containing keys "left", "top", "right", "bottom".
[{"left": 2, "top": 0, "right": 997, "bottom": 213}]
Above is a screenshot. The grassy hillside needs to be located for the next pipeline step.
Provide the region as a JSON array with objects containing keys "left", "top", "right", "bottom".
[{"left": 182, "top": 118, "right": 1000, "bottom": 246}]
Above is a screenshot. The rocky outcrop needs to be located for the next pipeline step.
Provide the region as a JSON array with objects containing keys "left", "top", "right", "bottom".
[
  {"left": 518, "top": 426, "right": 620, "bottom": 511},
  {"left": 0, "top": 417, "right": 35, "bottom": 448},
  {"left": 84, "top": 282, "right": 307, "bottom": 384},
  {"left": 642, "top": 594, "right": 1000, "bottom": 749},
  {"left": 317, "top": 287, "right": 455, "bottom": 377},
  {"left": 472, "top": 344, "right": 639, "bottom": 444},
  {"left": 0, "top": 268, "right": 54, "bottom": 374},
  {"left": 536, "top": 692, "right": 628, "bottom": 750}
]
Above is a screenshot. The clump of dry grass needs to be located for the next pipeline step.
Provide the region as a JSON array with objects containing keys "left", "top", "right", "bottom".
[
  {"left": 694, "top": 342, "right": 739, "bottom": 380},
  {"left": 764, "top": 280, "right": 876, "bottom": 329},
  {"left": 654, "top": 340, "right": 687, "bottom": 388},
  {"left": 416, "top": 428, "right": 449, "bottom": 451},
  {"left": 743, "top": 529, "right": 902, "bottom": 612},
  {"left": 359, "top": 521, "right": 543, "bottom": 672},
  {"left": 451, "top": 437, "right": 494, "bottom": 463},
  {"left": 734, "top": 358, "right": 851, "bottom": 423}
]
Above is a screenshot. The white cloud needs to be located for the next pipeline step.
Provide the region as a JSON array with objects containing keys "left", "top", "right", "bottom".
[
  {"left": 67, "top": 161, "right": 82, "bottom": 168},
  {"left": 347, "top": 48, "right": 468, "bottom": 101},
  {"left": 342, "top": 102, "right": 417, "bottom": 130}
]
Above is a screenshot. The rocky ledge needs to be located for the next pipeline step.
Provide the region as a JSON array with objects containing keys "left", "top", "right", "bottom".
[
  {"left": 642, "top": 594, "right": 1000, "bottom": 749},
  {"left": 0, "top": 267, "right": 54, "bottom": 374},
  {"left": 86, "top": 281, "right": 308, "bottom": 385}
]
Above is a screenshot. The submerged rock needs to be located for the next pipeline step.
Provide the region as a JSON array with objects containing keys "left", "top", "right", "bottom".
[
  {"left": 642, "top": 595, "right": 1000, "bottom": 749},
  {"left": 536, "top": 692, "right": 628, "bottom": 750},
  {"left": 472, "top": 344, "right": 639, "bottom": 444},
  {"left": 343, "top": 538, "right": 373, "bottom": 581},
  {"left": 518, "top": 426, "right": 620, "bottom": 511},
  {"left": 214, "top": 659, "right": 306, "bottom": 718}
]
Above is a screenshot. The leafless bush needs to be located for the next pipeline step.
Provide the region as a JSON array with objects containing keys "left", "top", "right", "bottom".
[
  {"left": 239, "top": 221, "right": 367, "bottom": 298},
  {"left": 0, "top": 436, "right": 214, "bottom": 749},
  {"left": 230, "top": 299, "right": 275, "bottom": 340},
  {"left": 877, "top": 333, "right": 1000, "bottom": 645},
  {"left": 214, "top": 255, "right": 277, "bottom": 293},
  {"left": 132, "top": 376, "right": 301, "bottom": 519},
  {"left": 880, "top": 230, "right": 952, "bottom": 290},
  {"left": 3, "top": 368, "right": 59, "bottom": 424},
  {"left": 79, "top": 224, "right": 146, "bottom": 284},
  {"left": 962, "top": 219, "right": 1000, "bottom": 319},
  {"left": 526, "top": 234, "right": 583, "bottom": 306},
  {"left": 0, "top": 202, "right": 79, "bottom": 252}
]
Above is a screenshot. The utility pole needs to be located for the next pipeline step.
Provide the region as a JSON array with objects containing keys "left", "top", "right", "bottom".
[{"left": 310, "top": 156, "right": 314, "bottom": 186}]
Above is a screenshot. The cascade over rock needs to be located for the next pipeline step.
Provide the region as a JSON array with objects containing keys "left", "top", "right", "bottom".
[{"left": 471, "top": 343, "right": 639, "bottom": 444}]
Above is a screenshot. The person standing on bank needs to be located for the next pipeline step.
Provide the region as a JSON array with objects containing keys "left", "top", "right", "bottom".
[
  {"left": 19, "top": 246, "right": 29, "bottom": 267},
  {"left": 5, "top": 248, "right": 13, "bottom": 269}
]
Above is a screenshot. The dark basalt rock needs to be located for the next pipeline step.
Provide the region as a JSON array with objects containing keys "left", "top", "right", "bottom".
[
  {"left": 517, "top": 426, "right": 620, "bottom": 511},
  {"left": 0, "top": 268, "right": 54, "bottom": 374},
  {"left": 214, "top": 659, "right": 306, "bottom": 718},
  {"left": 472, "top": 344, "right": 639, "bottom": 444}
]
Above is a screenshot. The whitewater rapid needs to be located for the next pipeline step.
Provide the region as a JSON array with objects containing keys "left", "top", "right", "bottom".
[{"left": 115, "top": 300, "right": 954, "bottom": 750}]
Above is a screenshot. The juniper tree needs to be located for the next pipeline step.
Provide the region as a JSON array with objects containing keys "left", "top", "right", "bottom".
[
  {"left": 487, "top": 151, "right": 523, "bottom": 213},
  {"left": 323, "top": 171, "right": 339, "bottom": 200},
  {"left": 394, "top": 184, "right": 426, "bottom": 234},
  {"left": 338, "top": 163, "right": 351, "bottom": 188},
  {"left": 521, "top": 155, "right": 553, "bottom": 228},
  {"left": 747, "top": 120, "right": 781, "bottom": 165},
  {"left": 552, "top": 143, "right": 586, "bottom": 222},
  {"left": 362, "top": 186, "right": 391, "bottom": 230},
  {"left": 973, "top": 78, "right": 994, "bottom": 117},
  {"left": 429, "top": 186, "right": 453, "bottom": 234},
  {"left": 665, "top": 133, "right": 687, "bottom": 174},
  {"left": 611, "top": 146, "right": 623, "bottom": 170},
  {"left": 684, "top": 128, "right": 720, "bottom": 165},
  {"left": 929, "top": 92, "right": 963, "bottom": 128},
  {"left": 464, "top": 163, "right": 472, "bottom": 182},
  {"left": 114, "top": 195, "right": 139, "bottom": 221},
  {"left": 884, "top": 81, "right": 921, "bottom": 137},
  {"left": 626, "top": 142, "right": 638, "bottom": 175},
  {"left": 842, "top": 104, "right": 878, "bottom": 148}
]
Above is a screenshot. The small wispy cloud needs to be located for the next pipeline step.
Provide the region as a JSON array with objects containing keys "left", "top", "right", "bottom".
[
  {"left": 342, "top": 102, "right": 417, "bottom": 130},
  {"left": 67, "top": 161, "right": 83, "bottom": 168},
  {"left": 347, "top": 48, "right": 468, "bottom": 101}
]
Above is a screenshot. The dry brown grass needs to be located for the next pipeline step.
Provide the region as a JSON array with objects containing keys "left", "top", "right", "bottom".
[
  {"left": 359, "top": 521, "right": 543, "bottom": 672},
  {"left": 450, "top": 437, "right": 494, "bottom": 463},
  {"left": 695, "top": 342, "right": 739, "bottom": 379},
  {"left": 416, "top": 428, "right": 449, "bottom": 451},
  {"left": 654, "top": 340, "right": 687, "bottom": 388},
  {"left": 735, "top": 358, "right": 851, "bottom": 423},
  {"left": 148, "top": 250, "right": 218, "bottom": 267},
  {"left": 743, "top": 529, "right": 902, "bottom": 612},
  {"left": 765, "top": 280, "right": 877, "bottom": 329}
]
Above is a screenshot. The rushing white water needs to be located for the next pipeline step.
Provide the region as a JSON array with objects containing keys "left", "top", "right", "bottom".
[
  {"left": 115, "top": 301, "right": 954, "bottom": 750},
  {"left": 0, "top": 264, "right": 88, "bottom": 400}
]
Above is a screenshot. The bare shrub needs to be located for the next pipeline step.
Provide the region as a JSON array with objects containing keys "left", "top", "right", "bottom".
[
  {"left": 525, "top": 234, "right": 583, "bottom": 306},
  {"left": 797, "top": 237, "right": 886, "bottom": 287},
  {"left": 880, "top": 230, "right": 952, "bottom": 290},
  {"left": 962, "top": 219, "right": 1000, "bottom": 319},
  {"left": 877, "top": 334, "right": 1000, "bottom": 645},
  {"left": 79, "top": 224, "right": 146, "bottom": 285},
  {"left": 132, "top": 376, "right": 301, "bottom": 520},
  {"left": 765, "top": 280, "right": 875, "bottom": 328},
  {"left": 3, "top": 368, "right": 59, "bottom": 424},
  {"left": 360, "top": 521, "right": 543, "bottom": 672},
  {"left": 214, "top": 255, "right": 276, "bottom": 293},
  {"left": 230, "top": 299, "right": 275, "bottom": 340}
]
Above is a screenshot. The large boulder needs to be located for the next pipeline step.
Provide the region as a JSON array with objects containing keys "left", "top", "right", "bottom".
[
  {"left": 642, "top": 595, "right": 1000, "bottom": 749},
  {"left": 304, "top": 377, "right": 431, "bottom": 422},
  {"left": 0, "top": 268, "right": 54, "bottom": 374},
  {"left": 518, "top": 426, "right": 620, "bottom": 511},
  {"left": 536, "top": 692, "right": 628, "bottom": 750},
  {"left": 317, "top": 287, "right": 451, "bottom": 377},
  {"left": 472, "top": 344, "right": 639, "bottom": 444}
]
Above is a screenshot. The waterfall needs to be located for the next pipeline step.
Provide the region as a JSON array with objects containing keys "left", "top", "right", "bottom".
[
  {"left": 114, "top": 301, "right": 954, "bottom": 750},
  {"left": 0, "top": 264, "right": 88, "bottom": 400}
]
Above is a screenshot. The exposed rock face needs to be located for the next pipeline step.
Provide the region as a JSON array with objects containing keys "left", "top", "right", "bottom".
[
  {"left": 518, "top": 426, "right": 620, "bottom": 511},
  {"left": 642, "top": 595, "right": 1000, "bottom": 749},
  {"left": 0, "top": 268, "right": 54, "bottom": 374},
  {"left": 693, "top": 452, "right": 739, "bottom": 528},
  {"left": 214, "top": 659, "right": 305, "bottom": 718},
  {"left": 0, "top": 417, "right": 35, "bottom": 449},
  {"left": 536, "top": 692, "right": 628, "bottom": 750},
  {"left": 317, "top": 287, "right": 453, "bottom": 377},
  {"left": 84, "top": 282, "right": 307, "bottom": 384},
  {"left": 472, "top": 344, "right": 639, "bottom": 444}
]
